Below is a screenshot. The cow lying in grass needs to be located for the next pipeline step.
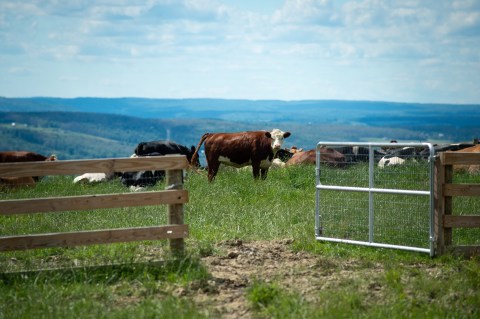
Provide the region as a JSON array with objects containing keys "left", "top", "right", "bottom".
[{"left": 0, "top": 151, "right": 57, "bottom": 189}]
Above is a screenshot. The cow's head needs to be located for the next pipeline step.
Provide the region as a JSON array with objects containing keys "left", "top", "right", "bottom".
[{"left": 266, "top": 129, "right": 291, "bottom": 151}]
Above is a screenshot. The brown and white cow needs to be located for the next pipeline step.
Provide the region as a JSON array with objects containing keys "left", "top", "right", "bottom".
[
  {"left": 0, "top": 151, "right": 57, "bottom": 188},
  {"left": 190, "top": 129, "right": 291, "bottom": 181}
]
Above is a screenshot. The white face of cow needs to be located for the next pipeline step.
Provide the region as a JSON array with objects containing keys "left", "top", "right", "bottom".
[{"left": 268, "top": 129, "right": 291, "bottom": 151}]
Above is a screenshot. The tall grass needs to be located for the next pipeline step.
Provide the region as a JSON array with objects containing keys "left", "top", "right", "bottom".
[
  {"left": 1, "top": 164, "right": 479, "bottom": 318},
  {"left": 185, "top": 166, "right": 315, "bottom": 244}
]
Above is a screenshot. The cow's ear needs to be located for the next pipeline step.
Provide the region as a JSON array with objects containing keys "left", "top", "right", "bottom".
[
  {"left": 283, "top": 132, "right": 291, "bottom": 138},
  {"left": 265, "top": 132, "right": 272, "bottom": 138}
]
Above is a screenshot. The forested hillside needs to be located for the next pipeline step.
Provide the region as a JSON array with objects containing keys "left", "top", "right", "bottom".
[
  {"left": 0, "top": 107, "right": 478, "bottom": 160},
  {"left": 0, "top": 112, "right": 430, "bottom": 160},
  {"left": 0, "top": 112, "right": 252, "bottom": 159}
]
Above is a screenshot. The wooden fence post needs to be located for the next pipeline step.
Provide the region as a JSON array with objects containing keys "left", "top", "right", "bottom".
[
  {"left": 436, "top": 153, "right": 454, "bottom": 254},
  {"left": 166, "top": 169, "right": 185, "bottom": 255},
  {"left": 434, "top": 156, "right": 445, "bottom": 255},
  {"left": 443, "top": 155, "right": 454, "bottom": 250}
]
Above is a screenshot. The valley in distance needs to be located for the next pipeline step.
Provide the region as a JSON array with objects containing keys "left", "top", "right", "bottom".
[{"left": 0, "top": 97, "right": 478, "bottom": 160}]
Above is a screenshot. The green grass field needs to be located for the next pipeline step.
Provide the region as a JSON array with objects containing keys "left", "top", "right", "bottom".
[{"left": 1, "top": 165, "right": 479, "bottom": 318}]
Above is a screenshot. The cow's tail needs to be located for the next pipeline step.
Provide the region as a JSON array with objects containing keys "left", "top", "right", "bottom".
[{"left": 190, "top": 133, "right": 210, "bottom": 167}]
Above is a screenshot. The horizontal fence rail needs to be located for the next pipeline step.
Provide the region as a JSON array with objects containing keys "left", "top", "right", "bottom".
[
  {"left": 0, "top": 156, "right": 188, "bottom": 177},
  {"left": 0, "top": 155, "right": 190, "bottom": 254},
  {"left": 0, "top": 190, "right": 188, "bottom": 215}
]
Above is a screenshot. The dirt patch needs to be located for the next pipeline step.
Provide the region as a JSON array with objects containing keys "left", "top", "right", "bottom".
[
  {"left": 179, "top": 239, "right": 385, "bottom": 318},
  {"left": 3, "top": 239, "right": 441, "bottom": 318}
]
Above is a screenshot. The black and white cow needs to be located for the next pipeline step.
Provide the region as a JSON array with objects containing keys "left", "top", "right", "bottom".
[
  {"left": 121, "top": 140, "right": 198, "bottom": 189},
  {"left": 135, "top": 140, "right": 198, "bottom": 166},
  {"left": 332, "top": 146, "right": 372, "bottom": 163},
  {"left": 378, "top": 145, "right": 427, "bottom": 168},
  {"left": 121, "top": 169, "right": 165, "bottom": 189},
  {"left": 419, "top": 142, "right": 474, "bottom": 157}
]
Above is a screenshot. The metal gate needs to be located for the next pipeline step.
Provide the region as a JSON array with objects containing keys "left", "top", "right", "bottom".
[{"left": 315, "top": 142, "right": 435, "bottom": 256}]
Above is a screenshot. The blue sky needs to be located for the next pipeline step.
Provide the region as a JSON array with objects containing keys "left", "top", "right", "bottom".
[{"left": 1, "top": 0, "right": 479, "bottom": 104}]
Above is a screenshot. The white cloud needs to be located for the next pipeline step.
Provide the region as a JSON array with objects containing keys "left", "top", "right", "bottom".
[
  {"left": 0, "top": 0, "right": 479, "bottom": 103},
  {"left": 272, "top": 0, "right": 340, "bottom": 26}
]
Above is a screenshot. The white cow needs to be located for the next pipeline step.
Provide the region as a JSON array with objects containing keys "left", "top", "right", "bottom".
[
  {"left": 73, "top": 172, "right": 115, "bottom": 184},
  {"left": 378, "top": 156, "right": 405, "bottom": 168}
]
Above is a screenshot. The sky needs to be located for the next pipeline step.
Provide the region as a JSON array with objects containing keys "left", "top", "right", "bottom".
[{"left": 1, "top": 0, "right": 479, "bottom": 104}]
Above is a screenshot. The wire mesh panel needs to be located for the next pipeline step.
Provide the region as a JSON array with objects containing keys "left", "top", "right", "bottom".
[{"left": 315, "top": 142, "right": 435, "bottom": 256}]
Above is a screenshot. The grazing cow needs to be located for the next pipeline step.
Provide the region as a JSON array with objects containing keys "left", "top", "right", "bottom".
[
  {"left": 190, "top": 129, "right": 291, "bottom": 181},
  {"left": 452, "top": 144, "right": 480, "bottom": 174},
  {"left": 0, "top": 151, "right": 57, "bottom": 188},
  {"left": 286, "top": 147, "right": 345, "bottom": 167},
  {"left": 134, "top": 140, "right": 199, "bottom": 167}
]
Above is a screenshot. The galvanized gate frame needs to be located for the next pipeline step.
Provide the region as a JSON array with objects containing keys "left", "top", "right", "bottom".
[{"left": 315, "top": 142, "right": 436, "bottom": 256}]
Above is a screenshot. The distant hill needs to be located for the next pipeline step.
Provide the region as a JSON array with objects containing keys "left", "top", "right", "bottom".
[
  {"left": 0, "top": 97, "right": 479, "bottom": 160},
  {"left": 2, "top": 96, "right": 479, "bottom": 125}
]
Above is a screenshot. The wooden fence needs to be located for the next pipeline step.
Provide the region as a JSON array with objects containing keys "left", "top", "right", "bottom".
[
  {"left": 0, "top": 155, "right": 189, "bottom": 255},
  {"left": 435, "top": 152, "right": 480, "bottom": 256}
]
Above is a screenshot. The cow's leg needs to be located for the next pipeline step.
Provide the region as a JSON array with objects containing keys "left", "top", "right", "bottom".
[
  {"left": 207, "top": 159, "right": 220, "bottom": 182},
  {"left": 260, "top": 168, "right": 269, "bottom": 180},
  {"left": 252, "top": 163, "right": 261, "bottom": 179}
]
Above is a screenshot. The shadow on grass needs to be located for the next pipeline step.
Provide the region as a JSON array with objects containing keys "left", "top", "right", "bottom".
[{"left": 0, "top": 255, "right": 210, "bottom": 285}]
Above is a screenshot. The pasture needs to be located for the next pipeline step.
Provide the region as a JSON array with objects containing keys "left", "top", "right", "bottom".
[{"left": 1, "top": 164, "right": 479, "bottom": 318}]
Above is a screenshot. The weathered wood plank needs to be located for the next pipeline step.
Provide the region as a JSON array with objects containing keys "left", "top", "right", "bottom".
[
  {"left": 167, "top": 169, "right": 185, "bottom": 255},
  {"left": 443, "top": 183, "right": 480, "bottom": 197},
  {"left": 0, "top": 190, "right": 188, "bottom": 215},
  {"left": 443, "top": 215, "right": 480, "bottom": 228},
  {"left": 441, "top": 152, "right": 480, "bottom": 165},
  {"left": 0, "top": 225, "right": 189, "bottom": 251},
  {"left": 444, "top": 163, "right": 453, "bottom": 246},
  {"left": 0, "top": 155, "right": 189, "bottom": 178},
  {"left": 434, "top": 158, "right": 446, "bottom": 255}
]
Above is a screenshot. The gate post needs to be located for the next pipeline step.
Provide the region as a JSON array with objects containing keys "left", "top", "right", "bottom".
[
  {"left": 434, "top": 156, "right": 445, "bottom": 255},
  {"left": 435, "top": 153, "right": 454, "bottom": 255},
  {"left": 166, "top": 169, "right": 185, "bottom": 255}
]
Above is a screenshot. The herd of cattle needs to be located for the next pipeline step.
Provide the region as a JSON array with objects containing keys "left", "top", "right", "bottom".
[{"left": 1, "top": 128, "right": 479, "bottom": 190}]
